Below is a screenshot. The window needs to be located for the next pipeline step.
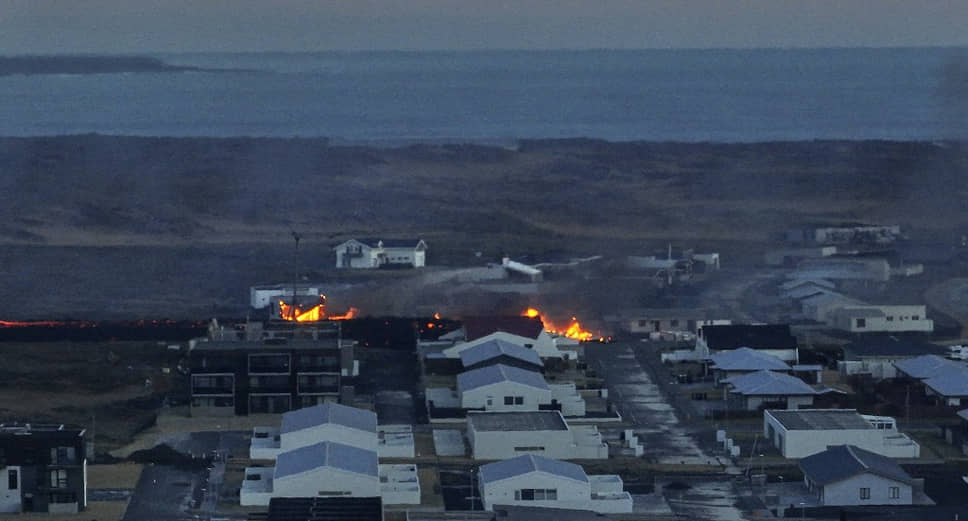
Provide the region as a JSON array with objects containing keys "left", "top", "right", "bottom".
[
  {"left": 637, "top": 320, "right": 647, "bottom": 327},
  {"left": 886, "top": 316, "right": 894, "bottom": 322},
  {"left": 8, "top": 469, "right": 17, "bottom": 490},
  {"left": 514, "top": 396, "right": 524, "bottom": 405},
  {"left": 514, "top": 488, "right": 556, "bottom": 501},
  {"left": 505, "top": 396, "right": 524, "bottom": 405},
  {"left": 856, "top": 318, "right": 866, "bottom": 329},
  {"left": 504, "top": 396, "right": 514, "bottom": 405},
  {"left": 50, "top": 447, "right": 76, "bottom": 465},
  {"left": 859, "top": 487, "right": 870, "bottom": 500},
  {"left": 50, "top": 469, "right": 68, "bottom": 488},
  {"left": 49, "top": 492, "right": 76, "bottom": 504},
  {"left": 912, "top": 315, "right": 920, "bottom": 320},
  {"left": 889, "top": 486, "right": 900, "bottom": 499},
  {"left": 513, "top": 446, "right": 545, "bottom": 452}
]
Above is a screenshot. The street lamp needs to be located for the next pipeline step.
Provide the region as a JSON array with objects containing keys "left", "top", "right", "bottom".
[{"left": 799, "top": 501, "right": 805, "bottom": 521}]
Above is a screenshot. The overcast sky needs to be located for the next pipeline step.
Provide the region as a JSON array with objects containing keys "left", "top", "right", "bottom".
[{"left": 3, "top": 0, "right": 967, "bottom": 54}]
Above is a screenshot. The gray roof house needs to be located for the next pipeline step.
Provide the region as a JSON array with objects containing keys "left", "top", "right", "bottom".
[
  {"left": 480, "top": 454, "right": 589, "bottom": 485},
  {"left": 275, "top": 440, "right": 379, "bottom": 480},
  {"left": 457, "top": 364, "right": 549, "bottom": 394},
  {"left": 459, "top": 339, "right": 544, "bottom": 372},
  {"left": 710, "top": 347, "right": 790, "bottom": 383},
  {"left": 281, "top": 403, "right": 378, "bottom": 436},
  {"left": 799, "top": 445, "right": 916, "bottom": 506},
  {"left": 725, "top": 370, "right": 818, "bottom": 411},
  {"left": 894, "top": 355, "right": 968, "bottom": 406}
]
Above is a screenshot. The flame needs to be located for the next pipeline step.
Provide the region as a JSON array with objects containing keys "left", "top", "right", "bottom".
[
  {"left": 328, "top": 307, "right": 358, "bottom": 321},
  {"left": 433, "top": 312, "right": 441, "bottom": 320},
  {"left": 520, "top": 307, "right": 595, "bottom": 341},
  {"left": 278, "top": 299, "right": 325, "bottom": 322}
]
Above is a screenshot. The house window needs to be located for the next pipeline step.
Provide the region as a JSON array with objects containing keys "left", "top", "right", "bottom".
[
  {"left": 637, "top": 320, "right": 647, "bottom": 327},
  {"left": 912, "top": 315, "right": 920, "bottom": 320},
  {"left": 886, "top": 316, "right": 894, "bottom": 322},
  {"left": 859, "top": 487, "right": 870, "bottom": 500},
  {"left": 514, "top": 396, "right": 524, "bottom": 405},
  {"left": 889, "top": 486, "right": 900, "bottom": 499},
  {"left": 505, "top": 396, "right": 524, "bottom": 405},
  {"left": 513, "top": 446, "right": 545, "bottom": 452},
  {"left": 50, "top": 469, "right": 68, "bottom": 488},
  {"left": 514, "top": 488, "right": 556, "bottom": 501},
  {"left": 51, "top": 447, "right": 76, "bottom": 465},
  {"left": 504, "top": 396, "right": 514, "bottom": 405},
  {"left": 856, "top": 318, "right": 866, "bottom": 329},
  {"left": 8, "top": 469, "right": 17, "bottom": 490}
]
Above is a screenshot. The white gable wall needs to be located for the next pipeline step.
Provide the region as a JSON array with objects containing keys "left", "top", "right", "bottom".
[
  {"left": 818, "top": 473, "right": 912, "bottom": 506},
  {"left": 443, "top": 331, "right": 562, "bottom": 359},
  {"left": 461, "top": 380, "right": 552, "bottom": 411},
  {"left": 480, "top": 470, "right": 590, "bottom": 511},
  {"left": 273, "top": 467, "right": 380, "bottom": 499}
]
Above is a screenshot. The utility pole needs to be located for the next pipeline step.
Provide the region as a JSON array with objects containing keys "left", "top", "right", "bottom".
[{"left": 290, "top": 230, "right": 301, "bottom": 321}]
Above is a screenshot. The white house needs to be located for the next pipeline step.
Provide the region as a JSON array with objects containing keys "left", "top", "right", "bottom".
[
  {"left": 724, "top": 370, "right": 817, "bottom": 410},
  {"left": 478, "top": 455, "right": 632, "bottom": 513},
  {"left": 467, "top": 411, "right": 608, "bottom": 460},
  {"left": 832, "top": 305, "right": 934, "bottom": 333},
  {"left": 443, "top": 316, "right": 563, "bottom": 359},
  {"left": 799, "top": 445, "right": 916, "bottom": 507},
  {"left": 241, "top": 441, "right": 419, "bottom": 507},
  {"left": 458, "top": 364, "right": 552, "bottom": 412},
  {"left": 764, "top": 409, "right": 920, "bottom": 459},
  {"left": 334, "top": 238, "right": 427, "bottom": 269},
  {"left": 696, "top": 324, "right": 799, "bottom": 363}
]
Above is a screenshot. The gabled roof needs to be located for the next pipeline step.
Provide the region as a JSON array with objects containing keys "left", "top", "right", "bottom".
[
  {"left": 457, "top": 364, "right": 549, "bottom": 394},
  {"left": 459, "top": 339, "right": 543, "bottom": 369},
  {"left": 799, "top": 445, "right": 913, "bottom": 486},
  {"left": 479, "top": 454, "right": 588, "bottom": 485},
  {"left": 923, "top": 366, "right": 968, "bottom": 397},
  {"left": 281, "top": 403, "right": 377, "bottom": 435},
  {"left": 725, "top": 370, "right": 816, "bottom": 396},
  {"left": 800, "top": 291, "right": 860, "bottom": 307},
  {"left": 843, "top": 337, "right": 948, "bottom": 359},
  {"left": 894, "top": 354, "right": 963, "bottom": 380},
  {"left": 337, "top": 238, "right": 426, "bottom": 249},
  {"left": 700, "top": 324, "right": 797, "bottom": 351},
  {"left": 462, "top": 316, "right": 544, "bottom": 342},
  {"left": 780, "top": 278, "right": 835, "bottom": 291},
  {"left": 710, "top": 347, "right": 790, "bottom": 372},
  {"left": 274, "top": 441, "right": 378, "bottom": 479},
  {"left": 785, "top": 286, "right": 835, "bottom": 301}
]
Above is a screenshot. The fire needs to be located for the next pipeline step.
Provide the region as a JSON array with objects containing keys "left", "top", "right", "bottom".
[
  {"left": 328, "top": 307, "right": 358, "bottom": 321},
  {"left": 278, "top": 299, "right": 325, "bottom": 322},
  {"left": 520, "top": 307, "right": 595, "bottom": 341}
]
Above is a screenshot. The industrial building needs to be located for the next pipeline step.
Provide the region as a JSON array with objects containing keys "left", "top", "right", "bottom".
[
  {"left": 799, "top": 445, "right": 916, "bottom": 507},
  {"left": 764, "top": 409, "right": 920, "bottom": 458},
  {"left": 0, "top": 423, "right": 87, "bottom": 514},
  {"left": 333, "top": 238, "right": 427, "bottom": 269},
  {"left": 478, "top": 455, "right": 632, "bottom": 513},
  {"left": 467, "top": 411, "right": 608, "bottom": 460},
  {"left": 189, "top": 338, "right": 356, "bottom": 416}
]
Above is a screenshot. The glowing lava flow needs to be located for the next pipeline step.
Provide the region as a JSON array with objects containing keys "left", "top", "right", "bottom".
[
  {"left": 521, "top": 307, "right": 595, "bottom": 341},
  {"left": 328, "top": 307, "right": 358, "bottom": 321}
]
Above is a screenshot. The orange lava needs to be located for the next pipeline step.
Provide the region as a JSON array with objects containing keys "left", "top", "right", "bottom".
[{"left": 520, "top": 307, "right": 595, "bottom": 341}]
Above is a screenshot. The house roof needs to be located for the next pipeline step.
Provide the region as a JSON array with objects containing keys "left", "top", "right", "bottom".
[
  {"left": 274, "top": 441, "right": 378, "bottom": 479},
  {"left": 281, "top": 403, "right": 377, "bottom": 435},
  {"left": 799, "top": 445, "right": 913, "bottom": 486},
  {"left": 780, "top": 278, "right": 835, "bottom": 291},
  {"left": 345, "top": 238, "right": 426, "bottom": 249},
  {"left": 894, "top": 354, "right": 964, "bottom": 380},
  {"left": 923, "top": 366, "right": 968, "bottom": 397},
  {"left": 800, "top": 291, "right": 860, "bottom": 307},
  {"left": 457, "top": 364, "right": 549, "bottom": 394},
  {"left": 843, "top": 337, "right": 948, "bottom": 359},
  {"left": 459, "top": 339, "right": 543, "bottom": 369},
  {"left": 725, "top": 370, "right": 817, "bottom": 396},
  {"left": 710, "top": 347, "right": 790, "bottom": 372},
  {"left": 785, "top": 286, "right": 835, "bottom": 301},
  {"left": 479, "top": 454, "right": 588, "bottom": 485},
  {"left": 462, "top": 316, "right": 545, "bottom": 341},
  {"left": 700, "top": 324, "right": 797, "bottom": 351},
  {"left": 767, "top": 409, "right": 872, "bottom": 431},
  {"left": 468, "top": 411, "right": 568, "bottom": 432}
]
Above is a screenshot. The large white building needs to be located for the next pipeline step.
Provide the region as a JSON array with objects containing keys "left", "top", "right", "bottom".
[
  {"left": 334, "top": 238, "right": 427, "bottom": 269},
  {"left": 467, "top": 411, "right": 608, "bottom": 460},
  {"left": 832, "top": 305, "right": 933, "bottom": 333},
  {"left": 478, "top": 455, "right": 632, "bottom": 513},
  {"left": 764, "top": 409, "right": 920, "bottom": 459},
  {"left": 799, "top": 445, "right": 915, "bottom": 507}
]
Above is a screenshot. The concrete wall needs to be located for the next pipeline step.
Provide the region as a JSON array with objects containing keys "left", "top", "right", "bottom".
[
  {"left": 280, "top": 424, "right": 377, "bottom": 454},
  {"left": 274, "top": 467, "right": 380, "bottom": 499},
  {"left": 820, "top": 473, "right": 912, "bottom": 506},
  {"left": 461, "top": 381, "right": 552, "bottom": 412}
]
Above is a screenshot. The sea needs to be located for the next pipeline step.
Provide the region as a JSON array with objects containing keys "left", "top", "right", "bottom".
[{"left": 2, "top": 48, "right": 967, "bottom": 143}]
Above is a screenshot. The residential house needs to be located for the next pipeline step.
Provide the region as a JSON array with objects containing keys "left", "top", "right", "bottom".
[
  {"left": 724, "top": 370, "right": 817, "bottom": 410},
  {"left": 189, "top": 338, "right": 355, "bottom": 417},
  {"left": 832, "top": 305, "right": 934, "bottom": 334},
  {"left": 459, "top": 339, "right": 544, "bottom": 373},
  {"left": 478, "top": 455, "right": 632, "bottom": 513},
  {"left": 696, "top": 324, "right": 799, "bottom": 363},
  {"left": 709, "top": 348, "right": 790, "bottom": 383},
  {"left": 467, "top": 411, "right": 608, "bottom": 460},
  {"left": 840, "top": 338, "right": 948, "bottom": 379},
  {"left": 764, "top": 409, "right": 919, "bottom": 459},
  {"left": 894, "top": 355, "right": 968, "bottom": 406},
  {"left": 458, "top": 364, "right": 552, "bottom": 412},
  {"left": 334, "top": 238, "right": 427, "bottom": 269},
  {"left": 442, "top": 316, "right": 563, "bottom": 359},
  {"left": 799, "top": 445, "right": 916, "bottom": 506},
  {"left": 800, "top": 292, "right": 864, "bottom": 323},
  {"left": 0, "top": 424, "right": 87, "bottom": 514},
  {"left": 604, "top": 308, "right": 730, "bottom": 336}
]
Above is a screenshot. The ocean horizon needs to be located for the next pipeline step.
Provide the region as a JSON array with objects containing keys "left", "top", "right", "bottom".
[{"left": 2, "top": 47, "right": 966, "bottom": 143}]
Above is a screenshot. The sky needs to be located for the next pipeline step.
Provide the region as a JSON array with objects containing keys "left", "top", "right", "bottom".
[{"left": 2, "top": 0, "right": 968, "bottom": 54}]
